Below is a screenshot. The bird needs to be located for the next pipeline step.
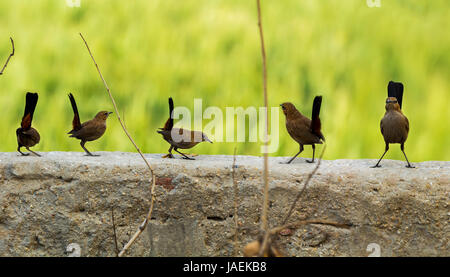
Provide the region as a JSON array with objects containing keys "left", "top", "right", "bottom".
[
  {"left": 67, "top": 93, "right": 112, "bottom": 156},
  {"left": 280, "top": 96, "right": 325, "bottom": 164},
  {"left": 157, "top": 97, "right": 212, "bottom": 160},
  {"left": 16, "top": 92, "right": 40, "bottom": 156},
  {"left": 372, "top": 81, "right": 414, "bottom": 168}
]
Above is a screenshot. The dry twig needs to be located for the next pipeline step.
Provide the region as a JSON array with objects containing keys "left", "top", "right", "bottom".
[
  {"left": 231, "top": 147, "right": 239, "bottom": 256},
  {"left": 255, "top": 0, "right": 271, "bottom": 257},
  {"left": 0, "top": 37, "right": 14, "bottom": 75},
  {"left": 111, "top": 207, "right": 119, "bottom": 257},
  {"left": 79, "top": 33, "right": 157, "bottom": 257}
]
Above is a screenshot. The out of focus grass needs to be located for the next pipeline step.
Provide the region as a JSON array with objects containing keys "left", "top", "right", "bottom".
[{"left": 0, "top": 0, "right": 448, "bottom": 161}]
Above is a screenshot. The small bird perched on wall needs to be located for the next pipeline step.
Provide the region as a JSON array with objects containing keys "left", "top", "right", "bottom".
[
  {"left": 372, "top": 81, "right": 414, "bottom": 168},
  {"left": 280, "top": 96, "right": 325, "bottom": 164},
  {"left": 67, "top": 93, "right": 112, "bottom": 156},
  {"left": 157, "top": 97, "right": 212, "bottom": 160},
  {"left": 16, "top": 92, "right": 40, "bottom": 156}
]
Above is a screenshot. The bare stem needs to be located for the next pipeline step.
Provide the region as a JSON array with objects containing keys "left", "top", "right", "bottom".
[
  {"left": 0, "top": 37, "right": 15, "bottom": 75},
  {"left": 232, "top": 147, "right": 239, "bottom": 256},
  {"left": 256, "top": 0, "right": 271, "bottom": 257},
  {"left": 79, "top": 33, "right": 157, "bottom": 257},
  {"left": 111, "top": 207, "right": 119, "bottom": 257}
]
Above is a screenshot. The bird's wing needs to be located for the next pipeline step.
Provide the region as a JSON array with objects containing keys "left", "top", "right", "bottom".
[
  {"left": 287, "top": 116, "right": 310, "bottom": 141},
  {"left": 68, "top": 93, "right": 82, "bottom": 131},
  {"left": 21, "top": 92, "right": 38, "bottom": 130},
  {"left": 71, "top": 120, "right": 105, "bottom": 140},
  {"left": 404, "top": 115, "right": 409, "bottom": 133}
]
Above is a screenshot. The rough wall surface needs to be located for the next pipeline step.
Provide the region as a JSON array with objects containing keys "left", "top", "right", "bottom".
[{"left": 0, "top": 152, "right": 448, "bottom": 257}]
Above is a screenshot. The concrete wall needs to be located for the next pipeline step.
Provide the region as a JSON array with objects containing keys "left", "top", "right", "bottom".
[{"left": 0, "top": 152, "right": 448, "bottom": 256}]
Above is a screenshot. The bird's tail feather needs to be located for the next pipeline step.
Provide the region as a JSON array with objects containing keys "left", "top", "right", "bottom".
[
  {"left": 388, "top": 81, "right": 404, "bottom": 109},
  {"left": 311, "top": 96, "right": 324, "bottom": 140},
  {"left": 68, "top": 93, "right": 82, "bottom": 131},
  {"left": 162, "top": 97, "right": 174, "bottom": 131},
  {"left": 21, "top": 92, "right": 38, "bottom": 130}
]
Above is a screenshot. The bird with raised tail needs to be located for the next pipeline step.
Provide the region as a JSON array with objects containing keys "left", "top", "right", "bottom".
[
  {"left": 157, "top": 97, "right": 212, "bottom": 160},
  {"left": 280, "top": 96, "right": 325, "bottom": 164},
  {"left": 372, "top": 81, "right": 414, "bottom": 168},
  {"left": 16, "top": 92, "right": 41, "bottom": 156},
  {"left": 67, "top": 93, "right": 112, "bottom": 156}
]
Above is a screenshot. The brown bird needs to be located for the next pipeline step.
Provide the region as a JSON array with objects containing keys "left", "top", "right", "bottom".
[
  {"left": 372, "top": 81, "right": 414, "bottom": 168},
  {"left": 16, "top": 92, "right": 40, "bottom": 156},
  {"left": 157, "top": 97, "right": 212, "bottom": 160},
  {"left": 67, "top": 93, "right": 112, "bottom": 156},
  {"left": 280, "top": 96, "right": 325, "bottom": 164}
]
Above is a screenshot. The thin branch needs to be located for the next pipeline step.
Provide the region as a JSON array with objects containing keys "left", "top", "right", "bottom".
[
  {"left": 79, "top": 33, "right": 157, "bottom": 257},
  {"left": 282, "top": 144, "right": 326, "bottom": 225},
  {"left": 111, "top": 207, "right": 119, "bottom": 257},
  {"left": 0, "top": 37, "right": 15, "bottom": 75},
  {"left": 256, "top": 0, "right": 271, "bottom": 257},
  {"left": 232, "top": 147, "right": 239, "bottom": 256}
]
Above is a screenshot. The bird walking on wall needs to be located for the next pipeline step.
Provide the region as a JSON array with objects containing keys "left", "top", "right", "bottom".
[
  {"left": 67, "top": 93, "right": 112, "bottom": 156},
  {"left": 16, "top": 92, "right": 41, "bottom": 156},
  {"left": 280, "top": 96, "right": 325, "bottom": 164},
  {"left": 372, "top": 81, "right": 414, "bottom": 168},
  {"left": 157, "top": 97, "right": 212, "bottom": 160}
]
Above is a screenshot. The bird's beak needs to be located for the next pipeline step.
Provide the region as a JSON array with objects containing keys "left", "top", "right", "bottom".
[
  {"left": 205, "top": 137, "right": 213, "bottom": 144},
  {"left": 108, "top": 112, "right": 113, "bottom": 115}
]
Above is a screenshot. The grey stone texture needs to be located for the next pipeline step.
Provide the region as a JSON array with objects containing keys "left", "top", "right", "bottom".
[{"left": 0, "top": 152, "right": 448, "bottom": 257}]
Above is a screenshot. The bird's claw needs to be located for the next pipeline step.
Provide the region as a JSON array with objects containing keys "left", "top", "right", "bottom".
[
  {"left": 182, "top": 156, "right": 195, "bottom": 160},
  {"left": 370, "top": 165, "right": 381, "bottom": 168},
  {"left": 306, "top": 160, "right": 315, "bottom": 163},
  {"left": 406, "top": 165, "right": 415, "bottom": 168},
  {"left": 162, "top": 154, "right": 174, "bottom": 159}
]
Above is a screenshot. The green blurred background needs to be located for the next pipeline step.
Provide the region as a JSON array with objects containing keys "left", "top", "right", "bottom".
[{"left": 0, "top": 0, "right": 449, "bottom": 161}]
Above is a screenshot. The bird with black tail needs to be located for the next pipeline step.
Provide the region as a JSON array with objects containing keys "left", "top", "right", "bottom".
[
  {"left": 67, "top": 93, "right": 112, "bottom": 156},
  {"left": 280, "top": 96, "right": 325, "bottom": 164},
  {"left": 16, "top": 92, "right": 41, "bottom": 156},
  {"left": 157, "top": 97, "right": 212, "bottom": 160},
  {"left": 372, "top": 81, "right": 414, "bottom": 168}
]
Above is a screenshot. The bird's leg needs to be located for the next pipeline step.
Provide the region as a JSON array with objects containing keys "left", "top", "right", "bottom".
[
  {"left": 306, "top": 144, "right": 315, "bottom": 163},
  {"left": 17, "top": 146, "right": 29, "bottom": 156},
  {"left": 281, "top": 145, "right": 304, "bottom": 164},
  {"left": 162, "top": 146, "right": 175, "bottom": 158},
  {"left": 26, "top": 147, "right": 41, "bottom": 157},
  {"left": 371, "top": 143, "right": 389, "bottom": 168},
  {"left": 81, "top": 141, "right": 98, "bottom": 157},
  {"left": 401, "top": 143, "right": 415, "bottom": 168},
  {"left": 174, "top": 148, "right": 195, "bottom": 160}
]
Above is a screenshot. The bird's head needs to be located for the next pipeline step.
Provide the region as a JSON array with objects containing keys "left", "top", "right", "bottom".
[
  {"left": 280, "top": 102, "right": 298, "bottom": 117},
  {"left": 385, "top": 97, "right": 401, "bottom": 111},
  {"left": 95, "top": 111, "right": 113, "bottom": 121}
]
